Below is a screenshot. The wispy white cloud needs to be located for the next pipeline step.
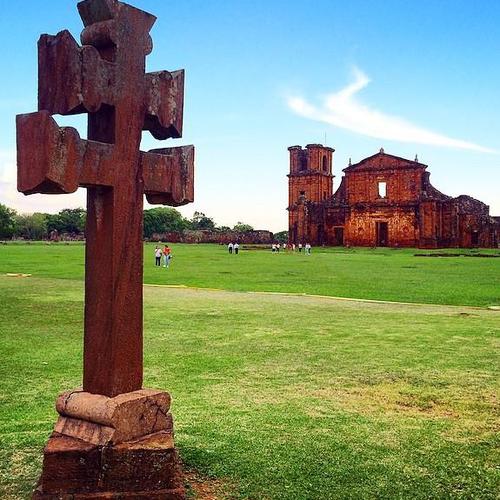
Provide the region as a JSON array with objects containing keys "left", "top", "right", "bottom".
[{"left": 287, "top": 67, "right": 495, "bottom": 153}]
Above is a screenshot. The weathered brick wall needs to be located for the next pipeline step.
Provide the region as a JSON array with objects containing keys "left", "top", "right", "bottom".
[
  {"left": 346, "top": 166, "right": 424, "bottom": 204},
  {"left": 287, "top": 148, "right": 499, "bottom": 248},
  {"left": 288, "top": 144, "right": 335, "bottom": 244},
  {"left": 150, "top": 230, "right": 274, "bottom": 244},
  {"left": 345, "top": 207, "right": 418, "bottom": 247},
  {"left": 289, "top": 174, "right": 333, "bottom": 205}
]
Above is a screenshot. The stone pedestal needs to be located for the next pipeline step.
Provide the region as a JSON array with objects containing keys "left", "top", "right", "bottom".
[{"left": 33, "top": 389, "right": 185, "bottom": 499}]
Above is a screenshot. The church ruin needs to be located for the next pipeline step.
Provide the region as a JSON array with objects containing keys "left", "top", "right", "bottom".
[{"left": 287, "top": 144, "right": 499, "bottom": 248}]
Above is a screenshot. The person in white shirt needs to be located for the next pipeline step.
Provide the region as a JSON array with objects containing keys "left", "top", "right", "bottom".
[
  {"left": 154, "top": 246, "right": 162, "bottom": 266},
  {"left": 305, "top": 243, "right": 311, "bottom": 255},
  {"left": 234, "top": 242, "right": 240, "bottom": 255},
  {"left": 292, "top": 243, "right": 296, "bottom": 252},
  {"left": 228, "top": 242, "right": 233, "bottom": 254},
  {"left": 298, "top": 243, "right": 303, "bottom": 253},
  {"left": 272, "top": 243, "right": 276, "bottom": 253}
]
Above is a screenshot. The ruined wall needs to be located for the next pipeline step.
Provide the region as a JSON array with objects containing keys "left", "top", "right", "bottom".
[
  {"left": 345, "top": 207, "right": 418, "bottom": 247},
  {"left": 289, "top": 173, "right": 333, "bottom": 205},
  {"left": 288, "top": 203, "right": 315, "bottom": 244},
  {"left": 288, "top": 144, "right": 335, "bottom": 244},
  {"left": 341, "top": 156, "right": 424, "bottom": 247},
  {"left": 287, "top": 147, "right": 499, "bottom": 248},
  {"left": 150, "top": 230, "right": 274, "bottom": 244},
  {"left": 346, "top": 166, "right": 425, "bottom": 204},
  {"left": 418, "top": 200, "right": 440, "bottom": 248}
]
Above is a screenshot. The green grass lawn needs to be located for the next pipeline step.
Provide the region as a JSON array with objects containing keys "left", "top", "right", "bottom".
[
  {"left": 0, "top": 244, "right": 499, "bottom": 498},
  {"left": 0, "top": 242, "right": 499, "bottom": 306}
]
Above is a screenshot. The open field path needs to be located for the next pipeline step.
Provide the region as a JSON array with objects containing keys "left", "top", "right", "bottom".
[{"left": 146, "top": 282, "right": 500, "bottom": 311}]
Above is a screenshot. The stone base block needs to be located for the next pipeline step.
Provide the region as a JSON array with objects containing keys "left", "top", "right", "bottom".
[
  {"left": 34, "top": 489, "right": 185, "bottom": 499},
  {"left": 33, "top": 389, "right": 185, "bottom": 499},
  {"left": 33, "top": 432, "right": 184, "bottom": 499}
]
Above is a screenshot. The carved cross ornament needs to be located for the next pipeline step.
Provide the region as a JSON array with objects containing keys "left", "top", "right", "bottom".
[{"left": 16, "top": 0, "right": 194, "bottom": 397}]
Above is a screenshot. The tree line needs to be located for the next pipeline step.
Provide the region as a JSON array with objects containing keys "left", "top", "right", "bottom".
[{"left": 0, "top": 204, "right": 260, "bottom": 240}]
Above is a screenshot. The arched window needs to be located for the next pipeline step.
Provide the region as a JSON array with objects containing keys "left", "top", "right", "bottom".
[{"left": 322, "top": 155, "right": 328, "bottom": 172}]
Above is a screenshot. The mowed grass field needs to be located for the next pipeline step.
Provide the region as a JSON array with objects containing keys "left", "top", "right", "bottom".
[
  {"left": 0, "top": 242, "right": 499, "bottom": 306},
  {"left": 0, "top": 243, "right": 499, "bottom": 499}
]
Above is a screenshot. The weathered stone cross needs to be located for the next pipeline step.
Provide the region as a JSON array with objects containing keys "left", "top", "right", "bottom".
[{"left": 17, "top": 0, "right": 194, "bottom": 397}]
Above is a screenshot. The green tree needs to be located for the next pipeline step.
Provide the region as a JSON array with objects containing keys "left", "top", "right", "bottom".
[
  {"left": 189, "top": 211, "right": 215, "bottom": 231},
  {"left": 143, "top": 207, "right": 187, "bottom": 238},
  {"left": 233, "top": 221, "right": 254, "bottom": 233},
  {"left": 14, "top": 213, "right": 49, "bottom": 240},
  {"left": 47, "top": 208, "right": 86, "bottom": 234},
  {"left": 0, "top": 203, "right": 17, "bottom": 239},
  {"left": 274, "top": 230, "right": 288, "bottom": 243}
]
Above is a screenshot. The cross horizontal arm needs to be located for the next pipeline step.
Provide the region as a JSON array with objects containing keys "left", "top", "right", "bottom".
[
  {"left": 17, "top": 111, "right": 114, "bottom": 195},
  {"left": 142, "top": 145, "right": 194, "bottom": 206},
  {"left": 143, "top": 70, "right": 184, "bottom": 140},
  {"left": 38, "top": 30, "right": 115, "bottom": 115}
]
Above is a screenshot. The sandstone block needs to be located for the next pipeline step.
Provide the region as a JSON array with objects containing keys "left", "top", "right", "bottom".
[
  {"left": 55, "top": 388, "right": 172, "bottom": 444},
  {"left": 33, "top": 432, "right": 184, "bottom": 499}
]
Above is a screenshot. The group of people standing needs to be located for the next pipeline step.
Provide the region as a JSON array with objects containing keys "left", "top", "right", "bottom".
[
  {"left": 154, "top": 244, "right": 172, "bottom": 268},
  {"left": 227, "top": 242, "right": 240, "bottom": 254},
  {"left": 272, "top": 242, "right": 312, "bottom": 255}
]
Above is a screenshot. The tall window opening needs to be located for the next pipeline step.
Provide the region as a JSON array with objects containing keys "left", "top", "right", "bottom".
[
  {"left": 322, "top": 155, "right": 328, "bottom": 172},
  {"left": 378, "top": 181, "right": 387, "bottom": 198},
  {"left": 299, "top": 155, "right": 307, "bottom": 171}
]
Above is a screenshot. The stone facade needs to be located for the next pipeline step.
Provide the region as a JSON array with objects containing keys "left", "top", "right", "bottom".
[{"left": 288, "top": 145, "right": 499, "bottom": 248}]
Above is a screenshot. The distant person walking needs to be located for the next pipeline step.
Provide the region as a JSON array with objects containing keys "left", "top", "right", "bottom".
[
  {"left": 154, "top": 246, "right": 162, "bottom": 266},
  {"left": 298, "top": 243, "right": 302, "bottom": 253},
  {"left": 276, "top": 243, "right": 280, "bottom": 253},
  {"left": 272, "top": 243, "right": 276, "bottom": 253},
  {"left": 305, "top": 243, "right": 311, "bottom": 255},
  {"left": 163, "top": 244, "right": 171, "bottom": 268},
  {"left": 282, "top": 243, "right": 287, "bottom": 252},
  {"left": 234, "top": 242, "right": 240, "bottom": 255},
  {"left": 228, "top": 242, "right": 233, "bottom": 254}
]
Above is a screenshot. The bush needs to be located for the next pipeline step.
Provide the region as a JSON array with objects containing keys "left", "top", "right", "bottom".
[{"left": 0, "top": 204, "right": 17, "bottom": 239}]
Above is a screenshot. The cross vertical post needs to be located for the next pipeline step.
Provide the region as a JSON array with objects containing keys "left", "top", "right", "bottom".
[{"left": 17, "top": 0, "right": 193, "bottom": 496}]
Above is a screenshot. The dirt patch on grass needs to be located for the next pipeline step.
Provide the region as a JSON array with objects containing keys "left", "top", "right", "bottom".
[
  {"left": 184, "top": 470, "right": 231, "bottom": 499},
  {"left": 305, "top": 383, "right": 499, "bottom": 424}
]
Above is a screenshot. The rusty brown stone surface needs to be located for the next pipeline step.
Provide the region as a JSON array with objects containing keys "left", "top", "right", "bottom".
[
  {"left": 288, "top": 146, "right": 499, "bottom": 248},
  {"left": 17, "top": 0, "right": 192, "bottom": 497},
  {"left": 54, "top": 389, "right": 173, "bottom": 445},
  {"left": 17, "top": 0, "right": 194, "bottom": 397},
  {"left": 33, "top": 432, "right": 184, "bottom": 499}
]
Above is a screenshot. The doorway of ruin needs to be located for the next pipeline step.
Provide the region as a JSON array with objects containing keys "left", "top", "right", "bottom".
[
  {"left": 376, "top": 221, "right": 388, "bottom": 246},
  {"left": 471, "top": 230, "right": 479, "bottom": 246},
  {"left": 333, "top": 227, "right": 344, "bottom": 246}
]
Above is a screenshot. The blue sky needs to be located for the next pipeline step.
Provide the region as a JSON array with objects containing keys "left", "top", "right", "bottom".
[{"left": 0, "top": 0, "right": 499, "bottom": 231}]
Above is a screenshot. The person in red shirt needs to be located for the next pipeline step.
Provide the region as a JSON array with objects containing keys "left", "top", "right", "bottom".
[{"left": 163, "top": 245, "right": 172, "bottom": 268}]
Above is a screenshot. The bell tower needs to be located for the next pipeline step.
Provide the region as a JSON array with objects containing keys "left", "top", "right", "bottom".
[{"left": 287, "top": 144, "right": 334, "bottom": 243}]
